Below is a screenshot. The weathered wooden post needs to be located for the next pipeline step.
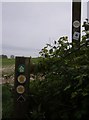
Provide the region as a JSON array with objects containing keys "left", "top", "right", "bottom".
[
  {"left": 87, "top": 1, "right": 89, "bottom": 19},
  {"left": 14, "top": 57, "right": 30, "bottom": 119},
  {"left": 72, "top": 0, "right": 81, "bottom": 48}
]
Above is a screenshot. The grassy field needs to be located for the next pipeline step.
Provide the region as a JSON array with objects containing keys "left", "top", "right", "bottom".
[
  {"left": 1, "top": 57, "right": 42, "bottom": 76},
  {"left": 1, "top": 57, "right": 41, "bottom": 67},
  {"left": 2, "top": 58, "right": 15, "bottom": 67}
]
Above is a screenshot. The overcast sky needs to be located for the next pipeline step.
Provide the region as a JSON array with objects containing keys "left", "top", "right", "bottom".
[{"left": 1, "top": 1, "right": 87, "bottom": 57}]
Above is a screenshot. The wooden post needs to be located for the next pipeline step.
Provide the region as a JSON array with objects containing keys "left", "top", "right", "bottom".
[
  {"left": 72, "top": 0, "right": 81, "bottom": 48},
  {"left": 87, "top": 1, "right": 89, "bottom": 20},
  {"left": 14, "top": 57, "right": 30, "bottom": 119}
]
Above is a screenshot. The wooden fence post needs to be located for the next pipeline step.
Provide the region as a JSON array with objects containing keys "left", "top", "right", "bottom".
[
  {"left": 14, "top": 57, "right": 30, "bottom": 119},
  {"left": 72, "top": 0, "right": 81, "bottom": 48}
]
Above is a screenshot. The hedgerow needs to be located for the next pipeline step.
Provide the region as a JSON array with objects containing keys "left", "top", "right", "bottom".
[{"left": 29, "top": 19, "right": 89, "bottom": 120}]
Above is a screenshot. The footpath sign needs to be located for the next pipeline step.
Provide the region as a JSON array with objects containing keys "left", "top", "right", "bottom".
[
  {"left": 72, "top": 1, "right": 81, "bottom": 48},
  {"left": 14, "top": 57, "right": 30, "bottom": 119},
  {"left": 18, "top": 65, "right": 25, "bottom": 73}
]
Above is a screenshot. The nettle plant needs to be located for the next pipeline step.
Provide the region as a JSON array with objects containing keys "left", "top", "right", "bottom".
[
  {"left": 39, "top": 36, "right": 72, "bottom": 75},
  {"left": 39, "top": 19, "right": 89, "bottom": 74},
  {"left": 39, "top": 36, "right": 71, "bottom": 58},
  {"left": 38, "top": 21, "right": 89, "bottom": 101},
  {"left": 29, "top": 19, "right": 89, "bottom": 120}
]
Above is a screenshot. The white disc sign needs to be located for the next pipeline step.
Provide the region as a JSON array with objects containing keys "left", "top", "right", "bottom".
[
  {"left": 73, "top": 20, "right": 80, "bottom": 28},
  {"left": 18, "top": 75, "right": 26, "bottom": 83}
]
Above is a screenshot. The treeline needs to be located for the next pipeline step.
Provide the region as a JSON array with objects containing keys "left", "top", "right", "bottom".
[
  {"left": 0, "top": 54, "right": 15, "bottom": 59},
  {"left": 0, "top": 54, "right": 8, "bottom": 58}
]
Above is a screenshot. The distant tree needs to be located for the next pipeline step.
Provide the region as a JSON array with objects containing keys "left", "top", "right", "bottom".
[
  {"left": 10, "top": 55, "right": 15, "bottom": 59},
  {"left": 0, "top": 54, "right": 8, "bottom": 58}
]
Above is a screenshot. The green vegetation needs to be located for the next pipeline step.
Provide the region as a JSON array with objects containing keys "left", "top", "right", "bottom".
[
  {"left": 31, "top": 57, "right": 43, "bottom": 64},
  {"left": 1, "top": 57, "right": 41, "bottom": 67},
  {"left": 2, "top": 58, "right": 15, "bottom": 68},
  {"left": 28, "top": 19, "right": 89, "bottom": 120},
  {"left": 2, "top": 84, "right": 13, "bottom": 119},
  {"left": 2, "top": 19, "right": 89, "bottom": 120},
  {"left": 1, "top": 58, "right": 15, "bottom": 77},
  {"left": 1, "top": 57, "right": 40, "bottom": 77}
]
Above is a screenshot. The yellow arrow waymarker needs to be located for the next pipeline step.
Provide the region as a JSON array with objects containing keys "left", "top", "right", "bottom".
[
  {"left": 18, "top": 75, "right": 26, "bottom": 83},
  {"left": 16, "top": 85, "right": 25, "bottom": 94}
]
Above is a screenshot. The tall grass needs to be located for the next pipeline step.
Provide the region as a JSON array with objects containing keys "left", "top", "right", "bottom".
[{"left": 2, "top": 84, "right": 14, "bottom": 119}]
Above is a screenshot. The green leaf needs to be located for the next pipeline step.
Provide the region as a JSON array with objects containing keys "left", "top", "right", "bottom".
[
  {"left": 64, "top": 85, "right": 71, "bottom": 91},
  {"left": 71, "top": 92, "right": 78, "bottom": 98},
  {"left": 49, "top": 49, "right": 53, "bottom": 54}
]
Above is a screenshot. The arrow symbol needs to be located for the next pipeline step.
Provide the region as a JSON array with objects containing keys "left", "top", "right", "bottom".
[
  {"left": 17, "top": 95, "right": 25, "bottom": 103},
  {"left": 18, "top": 65, "right": 25, "bottom": 73}
]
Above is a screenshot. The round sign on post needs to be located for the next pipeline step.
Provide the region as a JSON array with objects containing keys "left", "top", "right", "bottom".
[
  {"left": 18, "top": 75, "right": 26, "bottom": 83},
  {"left": 16, "top": 85, "right": 25, "bottom": 94},
  {"left": 73, "top": 20, "right": 80, "bottom": 28}
]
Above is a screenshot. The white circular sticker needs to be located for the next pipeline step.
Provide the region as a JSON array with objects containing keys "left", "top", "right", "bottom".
[
  {"left": 73, "top": 20, "right": 80, "bottom": 28},
  {"left": 16, "top": 85, "right": 25, "bottom": 94},
  {"left": 18, "top": 75, "right": 26, "bottom": 83}
]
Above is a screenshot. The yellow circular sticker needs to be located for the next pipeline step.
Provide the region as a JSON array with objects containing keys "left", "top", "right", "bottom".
[
  {"left": 18, "top": 75, "right": 26, "bottom": 83},
  {"left": 16, "top": 85, "right": 25, "bottom": 94}
]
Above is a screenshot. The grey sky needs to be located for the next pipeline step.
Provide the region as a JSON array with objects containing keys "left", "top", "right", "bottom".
[
  {"left": 2, "top": 2, "right": 87, "bottom": 57},
  {"left": 0, "top": 2, "right": 2, "bottom": 56}
]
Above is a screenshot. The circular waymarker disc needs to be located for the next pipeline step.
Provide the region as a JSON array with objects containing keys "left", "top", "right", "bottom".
[
  {"left": 18, "top": 75, "right": 26, "bottom": 83},
  {"left": 16, "top": 85, "right": 25, "bottom": 94},
  {"left": 73, "top": 20, "right": 80, "bottom": 28}
]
